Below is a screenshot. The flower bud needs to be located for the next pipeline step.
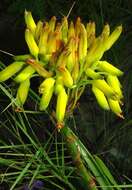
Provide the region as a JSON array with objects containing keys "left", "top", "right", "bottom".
[
  {"left": 104, "top": 25, "right": 122, "bottom": 51},
  {"left": 92, "top": 86, "right": 110, "bottom": 110},
  {"left": 16, "top": 78, "right": 30, "bottom": 106},
  {"left": 97, "top": 61, "right": 123, "bottom": 76},
  {"left": 108, "top": 98, "right": 124, "bottom": 118},
  {"left": 35, "top": 20, "right": 43, "bottom": 42},
  {"left": 56, "top": 87, "right": 68, "bottom": 123},
  {"left": 39, "top": 77, "right": 55, "bottom": 110},
  {"left": 24, "top": 10, "right": 36, "bottom": 35},
  {"left": 92, "top": 79, "right": 117, "bottom": 99},
  {"left": 107, "top": 75, "right": 123, "bottom": 99},
  {"left": 25, "top": 29, "right": 39, "bottom": 58},
  {"left": 14, "top": 65, "right": 35, "bottom": 83},
  {"left": 78, "top": 23, "right": 87, "bottom": 63},
  {"left": 0, "top": 61, "right": 25, "bottom": 82},
  {"left": 49, "top": 16, "right": 56, "bottom": 32}
]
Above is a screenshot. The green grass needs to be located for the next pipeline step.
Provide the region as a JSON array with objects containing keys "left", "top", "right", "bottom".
[{"left": 0, "top": 103, "right": 77, "bottom": 189}]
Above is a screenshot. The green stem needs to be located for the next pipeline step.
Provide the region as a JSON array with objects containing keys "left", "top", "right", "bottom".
[{"left": 60, "top": 124, "right": 98, "bottom": 190}]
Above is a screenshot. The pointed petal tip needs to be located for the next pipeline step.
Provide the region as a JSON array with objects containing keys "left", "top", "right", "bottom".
[{"left": 117, "top": 113, "right": 125, "bottom": 119}]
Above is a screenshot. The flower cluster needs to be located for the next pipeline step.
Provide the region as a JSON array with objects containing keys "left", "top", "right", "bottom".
[{"left": 0, "top": 10, "right": 124, "bottom": 125}]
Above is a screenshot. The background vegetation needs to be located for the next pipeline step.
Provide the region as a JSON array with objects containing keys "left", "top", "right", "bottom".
[{"left": 0, "top": 0, "right": 132, "bottom": 189}]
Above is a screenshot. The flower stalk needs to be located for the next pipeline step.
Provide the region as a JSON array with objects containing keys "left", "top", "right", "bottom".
[{"left": 60, "top": 124, "right": 98, "bottom": 190}]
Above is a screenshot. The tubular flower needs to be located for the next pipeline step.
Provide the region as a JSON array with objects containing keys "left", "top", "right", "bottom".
[{"left": 0, "top": 11, "right": 124, "bottom": 124}]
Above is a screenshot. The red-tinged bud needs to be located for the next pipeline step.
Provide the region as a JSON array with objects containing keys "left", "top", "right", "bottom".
[{"left": 75, "top": 17, "right": 81, "bottom": 37}]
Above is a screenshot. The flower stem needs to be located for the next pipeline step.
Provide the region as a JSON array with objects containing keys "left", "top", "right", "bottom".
[{"left": 60, "top": 124, "right": 98, "bottom": 190}]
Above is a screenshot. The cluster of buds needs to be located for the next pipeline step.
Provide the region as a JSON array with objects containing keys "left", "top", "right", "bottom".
[{"left": 0, "top": 10, "right": 124, "bottom": 126}]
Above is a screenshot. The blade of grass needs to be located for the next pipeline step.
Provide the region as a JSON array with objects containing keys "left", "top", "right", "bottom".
[{"left": 10, "top": 148, "right": 41, "bottom": 190}]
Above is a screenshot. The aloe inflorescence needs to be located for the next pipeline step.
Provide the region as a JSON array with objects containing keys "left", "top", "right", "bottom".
[{"left": 0, "top": 10, "right": 124, "bottom": 126}]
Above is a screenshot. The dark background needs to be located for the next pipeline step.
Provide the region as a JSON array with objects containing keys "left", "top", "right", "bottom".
[{"left": 0, "top": 0, "right": 132, "bottom": 188}]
